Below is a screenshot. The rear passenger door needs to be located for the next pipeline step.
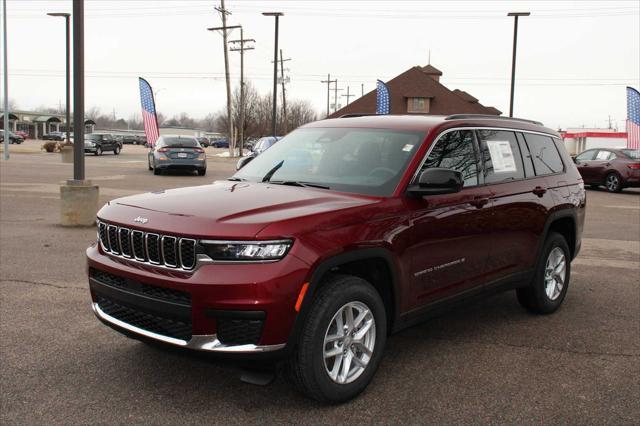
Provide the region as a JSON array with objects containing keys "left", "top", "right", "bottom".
[{"left": 477, "top": 130, "right": 555, "bottom": 282}]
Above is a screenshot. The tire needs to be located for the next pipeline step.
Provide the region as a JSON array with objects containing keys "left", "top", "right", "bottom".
[
  {"left": 517, "top": 232, "right": 571, "bottom": 315},
  {"left": 153, "top": 164, "right": 161, "bottom": 175},
  {"left": 604, "top": 172, "right": 622, "bottom": 193},
  {"left": 197, "top": 169, "right": 206, "bottom": 176},
  {"left": 287, "top": 274, "right": 387, "bottom": 403},
  {"left": 114, "top": 145, "right": 121, "bottom": 155},
  {"left": 148, "top": 158, "right": 153, "bottom": 171},
  {"left": 95, "top": 146, "right": 103, "bottom": 156}
]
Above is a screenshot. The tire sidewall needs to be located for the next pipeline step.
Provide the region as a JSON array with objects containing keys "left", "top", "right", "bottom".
[
  {"left": 532, "top": 233, "right": 571, "bottom": 313},
  {"left": 302, "top": 277, "right": 387, "bottom": 403}
]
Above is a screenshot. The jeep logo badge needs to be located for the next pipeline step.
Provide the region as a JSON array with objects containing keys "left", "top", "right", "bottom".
[{"left": 133, "top": 216, "right": 148, "bottom": 224}]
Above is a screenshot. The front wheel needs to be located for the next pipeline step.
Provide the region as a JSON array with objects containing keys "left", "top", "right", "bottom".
[
  {"left": 287, "top": 275, "right": 387, "bottom": 403},
  {"left": 114, "top": 145, "right": 121, "bottom": 155},
  {"left": 605, "top": 172, "right": 622, "bottom": 193},
  {"left": 95, "top": 146, "right": 103, "bottom": 156},
  {"left": 517, "top": 232, "right": 571, "bottom": 314}
]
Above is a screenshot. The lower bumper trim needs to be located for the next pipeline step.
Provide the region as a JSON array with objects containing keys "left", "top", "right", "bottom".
[{"left": 92, "top": 303, "right": 285, "bottom": 353}]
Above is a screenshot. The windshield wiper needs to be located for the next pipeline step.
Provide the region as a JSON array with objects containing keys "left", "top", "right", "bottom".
[
  {"left": 269, "top": 180, "right": 330, "bottom": 190},
  {"left": 261, "top": 160, "right": 284, "bottom": 182}
]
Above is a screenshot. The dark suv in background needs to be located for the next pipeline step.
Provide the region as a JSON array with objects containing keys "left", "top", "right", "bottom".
[
  {"left": 88, "top": 114, "right": 585, "bottom": 403},
  {"left": 84, "top": 133, "right": 122, "bottom": 155}
]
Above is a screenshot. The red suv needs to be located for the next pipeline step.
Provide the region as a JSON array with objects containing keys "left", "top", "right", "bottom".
[{"left": 87, "top": 114, "right": 585, "bottom": 403}]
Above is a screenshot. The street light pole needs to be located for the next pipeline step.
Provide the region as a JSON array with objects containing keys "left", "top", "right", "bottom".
[
  {"left": 507, "top": 12, "right": 530, "bottom": 118},
  {"left": 47, "top": 13, "right": 71, "bottom": 145},
  {"left": 72, "top": 0, "right": 85, "bottom": 181},
  {"left": 3, "top": 0, "right": 9, "bottom": 160},
  {"left": 262, "top": 12, "right": 283, "bottom": 137}
]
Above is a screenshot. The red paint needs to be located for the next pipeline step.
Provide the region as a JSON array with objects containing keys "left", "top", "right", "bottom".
[{"left": 87, "top": 115, "right": 586, "bottom": 351}]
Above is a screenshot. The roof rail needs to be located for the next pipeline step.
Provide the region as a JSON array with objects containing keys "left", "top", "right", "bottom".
[
  {"left": 339, "top": 113, "right": 379, "bottom": 118},
  {"left": 444, "top": 114, "right": 543, "bottom": 126}
]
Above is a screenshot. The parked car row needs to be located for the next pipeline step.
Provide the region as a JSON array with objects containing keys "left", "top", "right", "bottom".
[
  {"left": 42, "top": 131, "right": 67, "bottom": 141},
  {"left": 573, "top": 148, "right": 640, "bottom": 192}
]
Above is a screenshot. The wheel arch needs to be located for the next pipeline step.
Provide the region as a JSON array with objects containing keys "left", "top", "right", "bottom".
[
  {"left": 541, "top": 209, "right": 578, "bottom": 260},
  {"left": 288, "top": 248, "right": 401, "bottom": 350}
]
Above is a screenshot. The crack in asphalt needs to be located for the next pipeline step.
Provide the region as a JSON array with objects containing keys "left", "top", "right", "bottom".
[
  {"left": 413, "top": 335, "right": 640, "bottom": 358},
  {"left": 0, "top": 279, "right": 83, "bottom": 290}
]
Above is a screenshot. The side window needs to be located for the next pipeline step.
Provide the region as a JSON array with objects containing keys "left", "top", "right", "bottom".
[
  {"left": 477, "top": 130, "right": 524, "bottom": 183},
  {"left": 595, "top": 150, "right": 615, "bottom": 161},
  {"left": 523, "top": 133, "right": 564, "bottom": 175},
  {"left": 418, "top": 130, "right": 479, "bottom": 187},
  {"left": 575, "top": 150, "right": 596, "bottom": 161}
]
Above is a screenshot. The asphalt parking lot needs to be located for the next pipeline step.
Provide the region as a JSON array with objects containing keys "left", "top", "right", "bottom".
[{"left": 1, "top": 142, "right": 639, "bottom": 424}]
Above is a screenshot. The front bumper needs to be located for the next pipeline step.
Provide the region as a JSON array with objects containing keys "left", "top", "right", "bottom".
[
  {"left": 92, "top": 302, "right": 284, "bottom": 353},
  {"left": 87, "top": 243, "right": 310, "bottom": 354}
]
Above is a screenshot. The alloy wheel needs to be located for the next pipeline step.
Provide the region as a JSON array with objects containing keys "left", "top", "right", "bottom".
[
  {"left": 323, "top": 301, "right": 376, "bottom": 385},
  {"left": 544, "top": 247, "right": 566, "bottom": 301},
  {"left": 606, "top": 174, "right": 619, "bottom": 192}
]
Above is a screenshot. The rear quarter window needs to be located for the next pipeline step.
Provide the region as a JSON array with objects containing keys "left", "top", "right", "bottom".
[{"left": 523, "top": 133, "right": 564, "bottom": 175}]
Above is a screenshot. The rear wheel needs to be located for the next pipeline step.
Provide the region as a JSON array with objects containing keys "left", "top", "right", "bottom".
[
  {"left": 287, "top": 275, "right": 387, "bottom": 403},
  {"left": 517, "top": 232, "right": 570, "bottom": 314},
  {"left": 153, "top": 160, "right": 161, "bottom": 175},
  {"left": 197, "top": 169, "right": 206, "bottom": 176},
  {"left": 114, "top": 145, "right": 121, "bottom": 155},
  {"left": 605, "top": 172, "right": 622, "bottom": 193}
]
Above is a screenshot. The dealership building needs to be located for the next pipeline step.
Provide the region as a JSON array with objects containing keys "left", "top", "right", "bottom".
[
  {"left": 0, "top": 110, "right": 95, "bottom": 138},
  {"left": 560, "top": 128, "right": 628, "bottom": 155}
]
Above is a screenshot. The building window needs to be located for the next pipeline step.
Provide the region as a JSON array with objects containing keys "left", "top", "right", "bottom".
[{"left": 407, "top": 97, "right": 429, "bottom": 113}]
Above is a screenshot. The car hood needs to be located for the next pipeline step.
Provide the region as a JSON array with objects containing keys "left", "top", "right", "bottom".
[{"left": 98, "top": 180, "right": 380, "bottom": 239}]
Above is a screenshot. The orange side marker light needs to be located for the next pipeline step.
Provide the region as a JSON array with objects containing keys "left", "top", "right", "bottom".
[{"left": 295, "top": 282, "right": 309, "bottom": 312}]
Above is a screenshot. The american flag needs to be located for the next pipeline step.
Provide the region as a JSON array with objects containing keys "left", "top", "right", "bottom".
[
  {"left": 376, "top": 79, "right": 390, "bottom": 115},
  {"left": 627, "top": 87, "right": 640, "bottom": 150},
  {"left": 139, "top": 77, "right": 160, "bottom": 147}
]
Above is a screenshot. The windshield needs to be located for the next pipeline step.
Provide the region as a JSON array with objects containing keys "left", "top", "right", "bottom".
[
  {"left": 160, "top": 137, "right": 198, "bottom": 147},
  {"left": 234, "top": 127, "right": 425, "bottom": 196},
  {"left": 621, "top": 149, "right": 640, "bottom": 159},
  {"left": 85, "top": 134, "right": 101, "bottom": 140}
]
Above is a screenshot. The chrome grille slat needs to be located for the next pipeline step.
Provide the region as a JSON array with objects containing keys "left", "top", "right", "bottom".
[{"left": 97, "top": 221, "right": 197, "bottom": 271}]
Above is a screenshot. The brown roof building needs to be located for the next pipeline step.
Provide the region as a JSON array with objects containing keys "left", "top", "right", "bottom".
[{"left": 328, "top": 64, "right": 501, "bottom": 118}]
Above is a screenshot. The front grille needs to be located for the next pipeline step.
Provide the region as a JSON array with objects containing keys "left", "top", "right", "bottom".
[
  {"left": 97, "top": 295, "right": 192, "bottom": 341},
  {"left": 98, "top": 220, "right": 197, "bottom": 270},
  {"left": 217, "top": 318, "right": 264, "bottom": 346},
  {"left": 91, "top": 268, "right": 191, "bottom": 305}
]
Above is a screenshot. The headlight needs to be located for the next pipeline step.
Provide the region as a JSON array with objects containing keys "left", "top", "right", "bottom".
[{"left": 200, "top": 240, "right": 292, "bottom": 261}]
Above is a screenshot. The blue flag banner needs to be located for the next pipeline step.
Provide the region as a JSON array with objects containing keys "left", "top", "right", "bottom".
[{"left": 376, "top": 80, "right": 390, "bottom": 115}]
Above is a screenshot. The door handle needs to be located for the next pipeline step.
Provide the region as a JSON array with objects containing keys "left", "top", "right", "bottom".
[
  {"left": 469, "top": 196, "right": 489, "bottom": 208},
  {"left": 532, "top": 186, "right": 547, "bottom": 197}
]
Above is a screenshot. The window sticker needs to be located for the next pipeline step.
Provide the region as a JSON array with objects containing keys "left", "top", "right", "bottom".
[
  {"left": 486, "top": 140, "right": 517, "bottom": 173},
  {"left": 402, "top": 144, "right": 414, "bottom": 152}
]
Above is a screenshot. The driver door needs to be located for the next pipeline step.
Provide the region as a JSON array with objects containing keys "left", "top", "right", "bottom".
[{"left": 404, "top": 129, "right": 493, "bottom": 309}]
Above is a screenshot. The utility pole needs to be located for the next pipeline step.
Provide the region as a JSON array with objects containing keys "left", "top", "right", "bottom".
[
  {"left": 273, "top": 50, "right": 291, "bottom": 133},
  {"left": 208, "top": 1, "right": 239, "bottom": 155},
  {"left": 507, "top": 12, "right": 530, "bottom": 117},
  {"left": 333, "top": 80, "right": 344, "bottom": 113},
  {"left": 229, "top": 28, "right": 255, "bottom": 157},
  {"left": 342, "top": 86, "right": 354, "bottom": 106},
  {"left": 320, "top": 74, "right": 336, "bottom": 117},
  {"left": 262, "top": 12, "right": 284, "bottom": 137},
  {"left": 3, "top": 0, "right": 9, "bottom": 160}
]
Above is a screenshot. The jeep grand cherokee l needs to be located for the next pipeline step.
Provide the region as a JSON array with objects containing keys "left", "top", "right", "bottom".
[{"left": 87, "top": 114, "right": 585, "bottom": 403}]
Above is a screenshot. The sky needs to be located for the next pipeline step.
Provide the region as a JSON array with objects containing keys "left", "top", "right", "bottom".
[{"left": 2, "top": 0, "right": 639, "bottom": 130}]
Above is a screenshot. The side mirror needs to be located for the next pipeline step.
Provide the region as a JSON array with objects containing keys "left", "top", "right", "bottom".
[
  {"left": 407, "top": 168, "right": 463, "bottom": 196},
  {"left": 571, "top": 156, "right": 578, "bottom": 164},
  {"left": 236, "top": 155, "right": 255, "bottom": 170}
]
